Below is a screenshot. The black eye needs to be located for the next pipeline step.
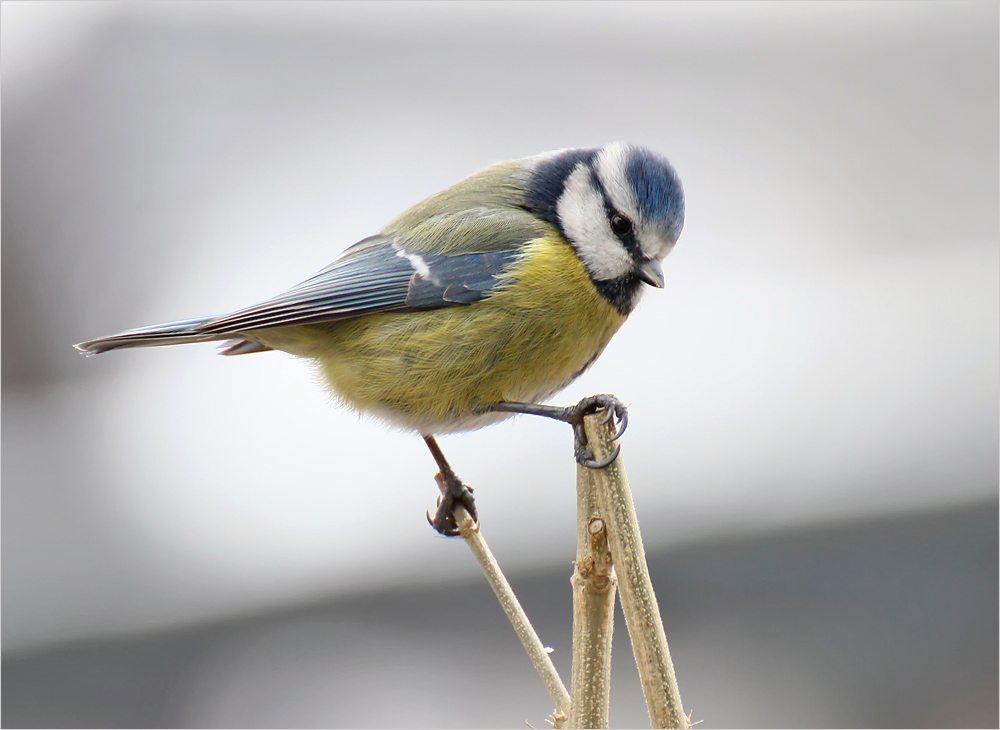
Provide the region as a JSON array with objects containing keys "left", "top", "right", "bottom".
[{"left": 610, "top": 213, "right": 633, "bottom": 237}]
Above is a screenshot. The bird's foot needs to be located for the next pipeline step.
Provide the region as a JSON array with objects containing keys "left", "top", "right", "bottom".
[
  {"left": 492, "top": 394, "right": 627, "bottom": 468},
  {"left": 423, "top": 435, "right": 478, "bottom": 537},
  {"left": 426, "top": 472, "right": 477, "bottom": 537}
]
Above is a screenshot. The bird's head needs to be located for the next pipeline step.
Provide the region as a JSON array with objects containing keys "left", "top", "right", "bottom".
[{"left": 526, "top": 142, "right": 685, "bottom": 314}]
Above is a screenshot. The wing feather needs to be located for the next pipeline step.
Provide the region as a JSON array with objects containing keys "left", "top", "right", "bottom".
[
  {"left": 76, "top": 205, "right": 553, "bottom": 354},
  {"left": 195, "top": 234, "right": 524, "bottom": 335}
]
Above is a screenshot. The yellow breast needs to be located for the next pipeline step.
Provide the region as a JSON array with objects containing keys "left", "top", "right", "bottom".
[{"left": 252, "top": 234, "right": 627, "bottom": 434}]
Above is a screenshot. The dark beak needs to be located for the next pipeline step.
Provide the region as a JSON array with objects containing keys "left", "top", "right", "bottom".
[{"left": 636, "top": 259, "right": 665, "bottom": 288}]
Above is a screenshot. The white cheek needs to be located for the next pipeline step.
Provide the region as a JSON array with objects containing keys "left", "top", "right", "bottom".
[{"left": 557, "top": 165, "right": 632, "bottom": 281}]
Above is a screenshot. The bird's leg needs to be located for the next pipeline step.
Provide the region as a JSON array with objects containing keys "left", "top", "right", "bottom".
[
  {"left": 491, "top": 394, "right": 628, "bottom": 469},
  {"left": 423, "top": 435, "right": 478, "bottom": 537}
]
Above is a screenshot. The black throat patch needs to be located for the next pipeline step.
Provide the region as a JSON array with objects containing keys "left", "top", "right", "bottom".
[{"left": 592, "top": 273, "right": 644, "bottom": 316}]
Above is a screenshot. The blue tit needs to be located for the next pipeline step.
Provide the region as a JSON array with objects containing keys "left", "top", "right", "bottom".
[{"left": 76, "top": 142, "right": 685, "bottom": 534}]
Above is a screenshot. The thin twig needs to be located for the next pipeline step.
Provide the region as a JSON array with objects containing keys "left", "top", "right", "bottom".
[
  {"left": 583, "top": 414, "right": 689, "bottom": 729},
  {"left": 433, "top": 474, "right": 571, "bottom": 722},
  {"left": 568, "top": 460, "right": 617, "bottom": 729}
]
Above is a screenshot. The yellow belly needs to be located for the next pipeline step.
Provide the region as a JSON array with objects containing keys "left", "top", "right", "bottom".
[{"left": 251, "top": 235, "right": 627, "bottom": 434}]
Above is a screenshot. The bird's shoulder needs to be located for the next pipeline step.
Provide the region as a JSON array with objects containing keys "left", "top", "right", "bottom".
[
  {"left": 193, "top": 161, "right": 563, "bottom": 336},
  {"left": 380, "top": 160, "right": 555, "bottom": 255}
]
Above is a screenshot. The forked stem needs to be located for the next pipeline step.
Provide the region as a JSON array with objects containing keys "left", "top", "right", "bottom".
[
  {"left": 427, "top": 401, "right": 688, "bottom": 728},
  {"left": 582, "top": 413, "right": 689, "bottom": 729}
]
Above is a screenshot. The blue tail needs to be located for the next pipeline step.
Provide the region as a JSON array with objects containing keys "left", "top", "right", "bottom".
[{"left": 74, "top": 316, "right": 268, "bottom": 356}]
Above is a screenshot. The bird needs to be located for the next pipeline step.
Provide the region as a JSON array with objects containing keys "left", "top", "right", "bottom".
[{"left": 75, "top": 142, "right": 685, "bottom": 535}]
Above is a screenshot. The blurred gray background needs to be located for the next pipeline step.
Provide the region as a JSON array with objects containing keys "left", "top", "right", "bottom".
[{"left": 2, "top": 2, "right": 997, "bottom": 728}]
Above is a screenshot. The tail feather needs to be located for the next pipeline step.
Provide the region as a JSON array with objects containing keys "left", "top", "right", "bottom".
[{"left": 75, "top": 316, "right": 232, "bottom": 355}]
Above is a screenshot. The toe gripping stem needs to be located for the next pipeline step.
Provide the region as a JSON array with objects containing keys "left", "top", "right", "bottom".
[
  {"left": 423, "top": 435, "right": 478, "bottom": 537},
  {"left": 492, "top": 394, "right": 628, "bottom": 469}
]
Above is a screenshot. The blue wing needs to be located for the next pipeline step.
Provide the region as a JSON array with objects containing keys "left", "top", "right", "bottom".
[
  {"left": 75, "top": 234, "right": 524, "bottom": 355},
  {"left": 199, "top": 235, "right": 521, "bottom": 334}
]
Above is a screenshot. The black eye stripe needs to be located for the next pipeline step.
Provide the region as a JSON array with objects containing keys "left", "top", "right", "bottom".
[{"left": 586, "top": 162, "right": 640, "bottom": 253}]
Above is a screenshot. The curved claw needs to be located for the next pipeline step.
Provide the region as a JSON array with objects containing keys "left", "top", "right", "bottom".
[
  {"left": 428, "top": 509, "right": 461, "bottom": 537},
  {"left": 578, "top": 442, "right": 621, "bottom": 469},
  {"left": 591, "top": 395, "right": 628, "bottom": 440},
  {"left": 602, "top": 405, "right": 628, "bottom": 439}
]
